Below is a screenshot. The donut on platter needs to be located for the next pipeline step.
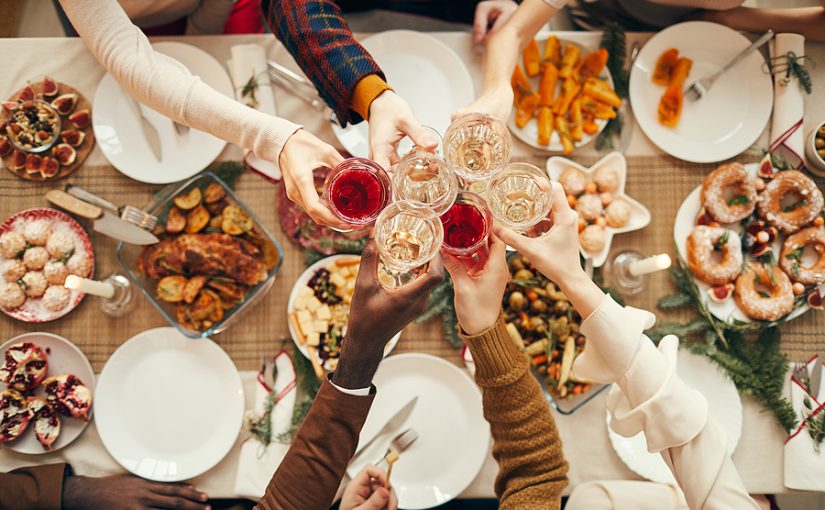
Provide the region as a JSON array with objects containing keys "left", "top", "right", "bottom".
[
  {"left": 780, "top": 227, "right": 825, "bottom": 285},
  {"left": 701, "top": 162, "right": 756, "bottom": 224},
  {"left": 687, "top": 225, "right": 742, "bottom": 286},
  {"left": 735, "top": 263, "right": 794, "bottom": 321},
  {"left": 757, "top": 170, "right": 824, "bottom": 234}
]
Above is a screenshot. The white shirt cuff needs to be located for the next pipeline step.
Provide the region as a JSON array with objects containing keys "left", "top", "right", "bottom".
[{"left": 329, "top": 379, "right": 371, "bottom": 397}]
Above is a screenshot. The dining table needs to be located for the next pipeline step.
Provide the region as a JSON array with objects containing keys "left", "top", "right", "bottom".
[{"left": 1, "top": 29, "right": 824, "bottom": 501}]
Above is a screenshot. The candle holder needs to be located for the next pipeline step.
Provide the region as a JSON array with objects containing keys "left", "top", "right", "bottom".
[
  {"left": 606, "top": 250, "right": 649, "bottom": 296},
  {"left": 98, "top": 273, "right": 135, "bottom": 318}
]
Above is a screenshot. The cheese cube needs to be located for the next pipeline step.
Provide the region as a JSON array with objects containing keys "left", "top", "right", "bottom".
[
  {"left": 298, "top": 320, "right": 313, "bottom": 338},
  {"left": 313, "top": 320, "right": 329, "bottom": 334},
  {"left": 296, "top": 310, "right": 312, "bottom": 325},
  {"left": 306, "top": 333, "right": 320, "bottom": 346},
  {"left": 307, "top": 296, "right": 323, "bottom": 312},
  {"left": 299, "top": 286, "right": 314, "bottom": 298},
  {"left": 329, "top": 272, "right": 346, "bottom": 288},
  {"left": 316, "top": 305, "right": 331, "bottom": 321},
  {"left": 294, "top": 296, "right": 309, "bottom": 311}
]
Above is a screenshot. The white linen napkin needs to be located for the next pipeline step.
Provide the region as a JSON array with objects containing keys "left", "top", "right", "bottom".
[
  {"left": 228, "top": 44, "right": 282, "bottom": 181},
  {"left": 769, "top": 33, "right": 806, "bottom": 169},
  {"left": 233, "top": 351, "right": 297, "bottom": 499},
  {"left": 784, "top": 354, "right": 825, "bottom": 491}
]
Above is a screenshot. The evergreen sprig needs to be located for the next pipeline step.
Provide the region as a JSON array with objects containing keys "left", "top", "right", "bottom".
[
  {"left": 415, "top": 275, "right": 462, "bottom": 348},
  {"left": 596, "top": 22, "right": 629, "bottom": 151}
]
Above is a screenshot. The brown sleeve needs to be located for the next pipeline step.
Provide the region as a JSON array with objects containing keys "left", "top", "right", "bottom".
[
  {"left": 0, "top": 463, "right": 68, "bottom": 510},
  {"left": 462, "top": 318, "right": 569, "bottom": 509},
  {"left": 255, "top": 377, "right": 374, "bottom": 510}
]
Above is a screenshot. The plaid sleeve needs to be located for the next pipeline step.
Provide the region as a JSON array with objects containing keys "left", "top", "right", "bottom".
[{"left": 263, "top": 0, "right": 385, "bottom": 126}]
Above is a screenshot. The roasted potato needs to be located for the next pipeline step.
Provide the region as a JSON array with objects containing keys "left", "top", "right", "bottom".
[
  {"left": 221, "top": 205, "right": 253, "bottom": 235},
  {"left": 208, "top": 214, "right": 223, "bottom": 230},
  {"left": 189, "top": 290, "right": 217, "bottom": 321},
  {"left": 173, "top": 187, "right": 203, "bottom": 210},
  {"left": 185, "top": 204, "right": 210, "bottom": 234},
  {"left": 204, "top": 182, "right": 227, "bottom": 204},
  {"left": 183, "top": 275, "right": 208, "bottom": 304},
  {"left": 207, "top": 279, "right": 245, "bottom": 301},
  {"left": 166, "top": 207, "right": 186, "bottom": 234},
  {"left": 157, "top": 275, "right": 187, "bottom": 302},
  {"left": 205, "top": 199, "right": 228, "bottom": 216}
]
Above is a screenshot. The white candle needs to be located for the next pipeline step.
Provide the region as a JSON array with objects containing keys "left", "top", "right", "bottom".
[
  {"left": 628, "top": 253, "right": 672, "bottom": 277},
  {"left": 64, "top": 275, "right": 115, "bottom": 299}
]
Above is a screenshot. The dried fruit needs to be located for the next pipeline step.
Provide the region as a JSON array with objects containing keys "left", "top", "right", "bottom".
[
  {"left": 25, "top": 154, "right": 42, "bottom": 175},
  {"left": 68, "top": 109, "right": 90, "bottom": 129},
  {"left": 51, "top": 94, "right": 78, "bottom": 116},
  {"left": 41, "top": 76, "right": 59, "bottom": 98},
  {"left": 40, "top": 157, "right": 60, "bottom": 179},
  {"left": 792, "top": 282, "right": 805, "bottom": 296},
  {"left": 1, "top": 101, "right": 18, "bottom": 114},
  {"left": 808, "top": 288, "right": 823, "bottom": 310},
  {"left": 751, "top": 242, "right": 772, "bottom": 258},
  {"left": 52, "top": 143, "right": 76, "bottom": 166},
  {"left": 708, "top": 283, "right": 734, "bottom": 303},
  {"left": 17, "top": 85, "right": 35, "bottom": 102},
  {"left": 10, "top": 150, "right": 26, "bottom": 170},
  {"left": 695, "top": 208, "right": 713, "bottom": 226},
  {"left": 60, "top": 129, "right": 85, "bottom": 147},
  {"left": 756, "top": 231, "right": 770, "bottom": 244},
  {"left": 0, "top": 136, "right": 11, "bottom": 157},
  {"left": 758, "top": 153, "right": 775, "bottom": 179}
]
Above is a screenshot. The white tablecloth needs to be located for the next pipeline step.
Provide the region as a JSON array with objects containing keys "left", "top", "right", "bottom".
[{"left": 1, "top": 31, "right": 824, "bottom": 499}]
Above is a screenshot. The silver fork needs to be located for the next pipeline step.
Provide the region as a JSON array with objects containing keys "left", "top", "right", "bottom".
[
  {"left": 684, "top": 30, "right": 773, "bottom": 103},
  {"left": 375, "top": 428, "right": 419, "bottom": 465}
]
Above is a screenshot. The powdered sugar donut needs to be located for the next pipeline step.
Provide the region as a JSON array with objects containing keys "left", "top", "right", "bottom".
[
  {"left": 579, "top": 224, "right": 606, "bottom": 252},
  {"left": 559, "top": 167, "right": 589, "bottom": 196},
  {"left": 735, "top": 263, "right": 794, "bottom": 321},
  {"left": 605, "top": 199, "right": 630, "bottom": 227},
  {"left": 594, "top": 165, "right": 620, "bottom": 193},
  {"left": 575, "top": 194, "right": 604, "bottom": 222},
  {"left": 687, "top": 226, "right": 742, "bottom": 286},
  {"left": 701, "top": 163, "right": 756, "bottom": 224}
]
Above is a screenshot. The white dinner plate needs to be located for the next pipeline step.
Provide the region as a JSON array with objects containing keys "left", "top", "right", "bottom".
[
  {"left": 0, "top": 332, "right": 95, "bottom": 454},
  {"left": 95, "top": 328, "right": 243, "bottom": 481},
  {"left": 673, "top": 163, "right": 810, "bottom": 323},
  {"left": 607, "top": 349, "right": 743, "bottom": 484},
  {"left": 546, "top": 152, "right": 651, "bottom": 267},
  {"left": 629, "top": 22, "right": 773, "bottom": 163},
  {"left": 352, "top": 354, "right": 490, "bottom": 509},
  {"left": 331, "top": 30, "right": 475, "bottom": 159},
  {"left": 286, "top": 255, "right": 401, "bottom": 371},
  {"left": 93, "top": 42, "right": 233, "bottom": 184}
]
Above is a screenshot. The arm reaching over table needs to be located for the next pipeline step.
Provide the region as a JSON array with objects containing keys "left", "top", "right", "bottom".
[
  {"left": 454, "top": 0, "right": 568, "bottom": 122},
  {"left": 257, "top": 241, "right": 443, "bottom": 510},
  {"left": 496, "top": 186, "right": 761, "bottom": 510},
  {"left": 445, "top": 236, "right": 568, "bottom": 509}
]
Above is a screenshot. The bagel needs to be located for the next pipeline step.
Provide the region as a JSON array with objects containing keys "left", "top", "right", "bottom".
[
  {"left": 687, "top": 226, "right": 743, "bottom": 286},
  {"left": 735, "top": 263, "right": 794, "bottom": 321},
  {"left": 701, "top": 163, "right": 756, "bottom": 224},
  {"left": 757, "top": 170, "right": 824, "bottom": 234},
  {"left": 780, "top": 226, "right": 825, "bottom": 285}
]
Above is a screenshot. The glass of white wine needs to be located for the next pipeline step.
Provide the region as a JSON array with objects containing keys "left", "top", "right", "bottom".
[
  {"left": 391, "top": 148, "right": 459, "bottom": 216},
  {"left": 444, "top": 113, "right": 511, "bottom": 183},
  {"left": 487, "top": 162, "right": 553, "bottom": 233},
  {"left": 375, "top": 200, "right": 444, "bottom": 287}
]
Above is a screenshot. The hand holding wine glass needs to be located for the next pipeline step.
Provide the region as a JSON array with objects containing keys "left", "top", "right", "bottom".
[
  {"left": 323, "top": 158, "right": 391, "bottom": 231},
  {"left": 368, "top": 91, "right": 439, "bottom": 171},
  {"left": 440, "top": 191, "right": 493, "bottom": 263},
  {"left": 375, "top": 200, "right": 444, "bottom": 287},
  {"left": 391, "top": 147, "right": 458, "bottom": 216},
  {"left": 444, "top": 113, "right": 511, "bottom": 183},
  {"left": 451, "top": 87, "right": 514, "bottom": 125},
  {"left": 487, "top": 162, "right": 553, "bottom": 233}
]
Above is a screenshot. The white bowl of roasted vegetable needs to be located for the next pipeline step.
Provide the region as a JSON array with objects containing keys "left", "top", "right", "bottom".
[{"left": 117, "top": 172, "right": 283, "bottom": 339}]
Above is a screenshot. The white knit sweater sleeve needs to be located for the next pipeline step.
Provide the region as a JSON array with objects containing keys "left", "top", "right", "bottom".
[{"left": 60, "top": 0, "right": 301, "bottom": 166}]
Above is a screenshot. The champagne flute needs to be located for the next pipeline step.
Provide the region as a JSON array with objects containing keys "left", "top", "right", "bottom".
[
  {"left": 487, "top": 162, "right": 553, "bottom": 233},
  {"left": 391, "top": 148, "right": 459, "bottom": 216},
  {"left": 440, "top": 191, "right": 492, "bottom": 262},
  {"left": 375, "top": 200, "right": 444, "bottom": 287},
  {"left": 444, "top": 113, "right": 511, "bottom": 183},
  {"left": 322, "top": 157, "right": 391, "bottom": 230}
]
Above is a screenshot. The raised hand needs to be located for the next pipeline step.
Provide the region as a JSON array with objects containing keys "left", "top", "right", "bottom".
[
  {"left": 451, "top": 86, "right": 514, "bottom": 124},
  {"left": 340, "top": 465, "right": 399, "bottom": 510},
  {"left": 473, "top": 0, "right": 519, "bottom": 44},
  {"left": 62, "top": 474, "right": 209, "bottom": 510},
  {"left": 367, "top": 91, "right": 438, "bottom": 172},
  {"left": 279, "top": 128, "right": 349, "bottom": 229}
]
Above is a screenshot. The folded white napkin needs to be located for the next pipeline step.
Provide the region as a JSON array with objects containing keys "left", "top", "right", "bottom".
[
  {"left": 770, "top": 33, "right": 806, "bottom": 169},
  {"left": 228, "top": 44, "right": 282, "bottom": 181},
  {"left": 784, "top": 354, "right": 825, "bottom": 491},
  {"left": 233, "top": 351, "right": 297, "bottom": 499}
]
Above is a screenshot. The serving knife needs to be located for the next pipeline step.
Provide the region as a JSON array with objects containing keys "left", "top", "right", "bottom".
[
  {"left": 351, "top": 396, "right": 418, "bottom": 460},
  {"left": 46, "top": 190, "right": 159, "bottom": 245},
  {"left": 127, "top": 96, "right": 163, "bottom": 162}
]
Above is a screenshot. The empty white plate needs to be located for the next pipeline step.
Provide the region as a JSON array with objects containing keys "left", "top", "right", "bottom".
[
  {"left": 94, "top": 327, "right": 243, "bottom": 481},
  {"left": 331, "top": 30, "right": 475, "bottom": 159},
  {"left": 629, "top": 22, "right": 773, "bottom": 163},
  {"left": 93, "top": 42, "right": 233, "bottom": 184}
]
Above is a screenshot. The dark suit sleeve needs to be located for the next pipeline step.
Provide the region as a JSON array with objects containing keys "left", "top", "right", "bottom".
[
  {"left": 255, "top": 377, "right": 374, "bottom": 510},
  {"left": 0, "top": 463, "right": 68, "bottom": 510}
]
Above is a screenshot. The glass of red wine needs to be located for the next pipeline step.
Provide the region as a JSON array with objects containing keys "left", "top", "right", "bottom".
[
  {"left": 323, "top": 158, "right": 391, "bottom": 230},
  {"left": 440, "top": 191, "right": 492, "bottom": 261}
]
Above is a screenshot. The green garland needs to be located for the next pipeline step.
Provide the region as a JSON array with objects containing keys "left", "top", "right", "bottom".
[
  {"left": 414, "top": 275, "right": 462, "bottom": 348},
  {"left": 596, "top": 22, "right": 629, "bottom": 151},
  {"left": 649, "top": 258, "right": 798, "bottom": 433}
]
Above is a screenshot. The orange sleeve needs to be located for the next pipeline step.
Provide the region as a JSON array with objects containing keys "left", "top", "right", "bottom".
[{"left": 350, "top": 74, "right": 394, "bottom": 121}]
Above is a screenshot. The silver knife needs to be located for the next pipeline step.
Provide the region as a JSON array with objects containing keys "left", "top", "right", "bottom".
[
  {"left": 351, "top": 396, "right": 418, "bottom": 460},
  {"left": 811, "top": 356, "right": 823, "bottom": 399},
  {"left": 126, "top": 96, "right": 163, "bottom": 162},
  {"left": 46, "top": 190, "right": 159, "bottom": 245}
]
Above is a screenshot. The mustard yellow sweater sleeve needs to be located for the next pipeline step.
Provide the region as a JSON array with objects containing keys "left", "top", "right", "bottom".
[{"left": 462, "top": 318, "right": 568, "bottom": 509}]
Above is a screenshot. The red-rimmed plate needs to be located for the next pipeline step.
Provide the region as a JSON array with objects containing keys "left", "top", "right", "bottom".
[{"left": 0, "top": 208, "right": 94, "bottom": 322}]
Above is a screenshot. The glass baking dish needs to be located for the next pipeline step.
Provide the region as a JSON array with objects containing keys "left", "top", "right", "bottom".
[
  {"left": 117, "top": 172, "right": 283, "bottom": 339},
  {"left": 534, "top": 368, "right": 610, "bottom": 415}
]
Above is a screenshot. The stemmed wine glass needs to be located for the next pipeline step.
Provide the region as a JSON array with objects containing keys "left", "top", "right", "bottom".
[
  {"left": 391, "top": 147, "right": 459, "bottom": 216},
  {"left": 323, "top": 157, "right": 391, "bottom": 231},
  {"left": 440, "top": 191, "right": 492, "bottom": 262},
  {"left": 374, "top": 200, "right": 444, "bottom": 287},
  {"left": 486, "top": 162, "right": 553, "bottom": 233},
  {"left": 444, "top": 113, "right": 511, "bottom": 183}
]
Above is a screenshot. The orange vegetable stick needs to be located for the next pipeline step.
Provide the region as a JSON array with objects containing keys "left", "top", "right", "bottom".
[
  {"left": 582, "top": 113, "right": 599, "bottom": 135},
  {"left": 558, "top": 44, "right": 580, "bottom": 79},
  {"left": 511, "top": 65, "right": 532, "bottom": 94},
  {"left": 537, "top": 107, "right": 554, "bottom": 146},
  {"left": 578, "top": 48, "right": 609, "bottom": 80},
  {"left": 581, "top": 98, "right": 617, "bottom": 120},
  {"left": 555, "top": 116, "right": 574, "bottom": 154},
  {"left": 669, "top": 57, "right": 693, "bottom": 88},
  {"left": 538, "top": 63, "right": 559, "bottom": 106},
  {"left": 523, "top": 39, "right": 541, "bottom": 77},
  {"left": 652, "top": 48, "right": 679, "bottom": 86},
  {"left": 552, "top": 78, "right": 580, "bottom": 116},
  {"left": 583, "top": 78, "right": 622, "bottom": 108},
  {"left": 569, "top": 99, "right": 583, "bottom": 142},
  {"left": 658, "top": 84, "right": 682, "bottom": 127},
  {"left": 515, "top": 93, "right": 541, "bottom": 128},
  {"left": 543, "top": 35, "right": 562, "bottom": 68}
]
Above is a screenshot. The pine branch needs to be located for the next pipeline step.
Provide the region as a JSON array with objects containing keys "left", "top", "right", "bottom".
[{"left": 600, "top": 22, "right": 629, "bottom": 98}]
